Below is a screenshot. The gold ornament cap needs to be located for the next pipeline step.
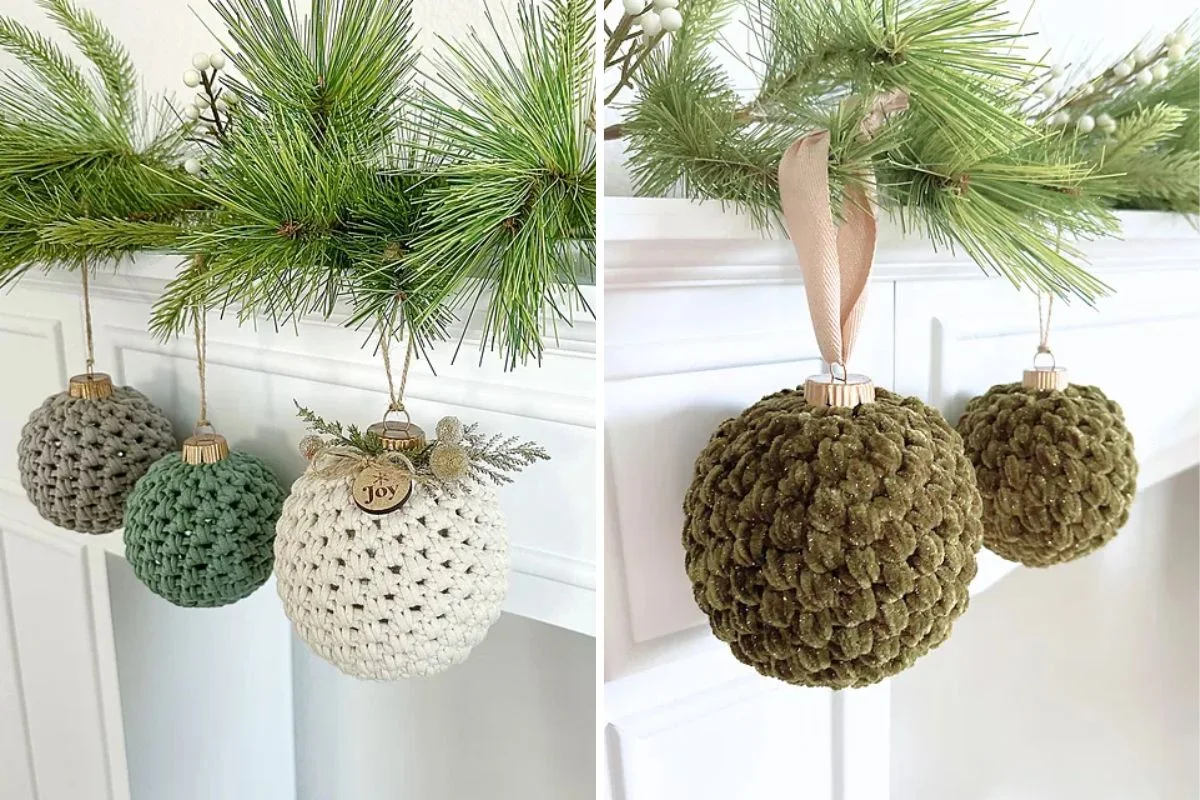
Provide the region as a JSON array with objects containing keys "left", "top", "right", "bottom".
[
  {"left": 1023, "top": 367, "right": 1069, "bottom": 391},
  {"left": 182, "top": 432, "right": 230, "bottom": 465},
  {"left": 367, "top": 415, "right": 426, "bottom": 452},
  {"left": 68, "top": 372, "right": 113, "bottom": 400},
  {"left": 804, "top": 372, "right": 875, "bottom": 408}
]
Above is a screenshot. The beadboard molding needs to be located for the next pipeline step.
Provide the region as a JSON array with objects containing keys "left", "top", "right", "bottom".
[{"left": 603, "top": 196, "right": 1200, "bottom": 800}]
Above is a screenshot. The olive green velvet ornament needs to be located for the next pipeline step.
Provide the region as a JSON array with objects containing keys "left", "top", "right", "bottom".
[
  {"left": 123, "top": 451, "right": 286, "bottom": 607},
  {"left": 683, "top": 387, "right": 984, "bottom": 689},
  {"left": 957, "top": 382, "right": 1137, "bottom": 567}
]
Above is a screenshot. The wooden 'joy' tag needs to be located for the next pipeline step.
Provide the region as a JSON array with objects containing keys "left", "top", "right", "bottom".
[{"left": 352, "top": 463, "right": 413, "bottom": 515}]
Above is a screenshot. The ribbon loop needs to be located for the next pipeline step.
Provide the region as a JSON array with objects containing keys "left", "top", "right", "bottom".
[{"left": 778, "top": 90, "right": 907, "bottom": 370}]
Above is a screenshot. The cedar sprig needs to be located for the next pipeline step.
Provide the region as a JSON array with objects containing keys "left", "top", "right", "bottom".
[
  {"left": 460, "top": 423, "right": 551, "bottom": 486},
  {"left": 295, "top": 402, "right": 387, "bottom": 455}
]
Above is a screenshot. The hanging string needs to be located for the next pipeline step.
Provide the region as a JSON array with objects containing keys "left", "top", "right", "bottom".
[
  {"left": 193, "top": 306, "right": 210, "bottom": 430},
  {"left": 380, "top": 329, "right": 415, "bottom": 416},
  {"left": 1037, "top": 292, "right": 1054, "bottom": 355},
  {"left": 80, "top": 259, "right": 95, "bottom": 375},
  {"left": 379, "top": 292, "right": 414, "bottom": 418}
]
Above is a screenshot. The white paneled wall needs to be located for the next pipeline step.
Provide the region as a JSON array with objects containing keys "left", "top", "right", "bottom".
[
  {"left": 603, "top": 198, "right": 1200, "bottom": 799},
  {"left": 892, "top": 469, "right": 1200, "bottom": 800},
  {"left": 0, "top": 257, "right": 595, "bottom": 800}
]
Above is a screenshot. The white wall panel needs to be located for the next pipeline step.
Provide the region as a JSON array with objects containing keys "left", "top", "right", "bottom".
[
  {"left": 106, "top": 556, "right": 295, "bottom": 800},
  {"left": 0, "top": 301, "right": 75, "bottom": 496},
  {"left": 1, "top": 523, "right": 116, "bottom": 800},
  {"left": 0, "top": 527, "right": 36, "bottom": 800}
]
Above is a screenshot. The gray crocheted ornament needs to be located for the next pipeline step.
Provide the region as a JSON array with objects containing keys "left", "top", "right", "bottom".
[
  {"left": 18, "top": 385, "right": 176, "bottom": 533},
  {"left": 123, "top": 450, "right": 285, "bottom": 607},
  {"left": 957, "top": 382, "right": 1138, "bottom": 567},
  {"left": 683, "top": 388, "right": 983, "bottom": 689}
]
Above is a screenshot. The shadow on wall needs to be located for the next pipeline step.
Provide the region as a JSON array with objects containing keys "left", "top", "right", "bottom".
[{"left": 891, "top": 467, "right": 1200, "bottom": 800}]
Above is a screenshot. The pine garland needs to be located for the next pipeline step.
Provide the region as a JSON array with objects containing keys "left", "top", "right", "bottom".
[
  {"left": 610, "top": 0, "right": 1198, "bottom": 304},
  {"left": 0, "top": 0, "right": 199, "bottom": 283},
  {"left": 0, "top": 0, "right": 595, "bottom": 370}
]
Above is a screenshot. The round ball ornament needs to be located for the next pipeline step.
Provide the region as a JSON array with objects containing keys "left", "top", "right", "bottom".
[
  {"left": 122, "top": 431, "right": 286, "bottom": 607},
  {"left": 274, "top": 410, "right": 546, "bottom": 680},
  {"left": 683, "top": 378, "right": 984, "bottom": 689},
  {"left": 957, "top": 363, "right": 1137, "bottom": 567},
  {"left": 18, "top": 373, "right": 176, "bottom": 534}
]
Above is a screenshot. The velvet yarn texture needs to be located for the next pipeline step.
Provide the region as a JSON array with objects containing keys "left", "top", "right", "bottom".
[
  {"left": 123, "top": 451, "right": 286, "bottom": 607},
  {"left": 957, "top": 382, "right": 1137, "bottom": 567},
  {"left": 683, "top": 387, "right": 984, "bottom": 689},
  {"left": 274, "top": 472, "right": 508, "bottom": 680},
  {"left": 18, "top": 387, "right": 176, "bottom": 534}
]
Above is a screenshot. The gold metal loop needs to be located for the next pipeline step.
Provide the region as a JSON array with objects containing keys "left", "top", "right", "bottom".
[{"left": 1032, "top": 349, "right": 1057, "bottom": 371}]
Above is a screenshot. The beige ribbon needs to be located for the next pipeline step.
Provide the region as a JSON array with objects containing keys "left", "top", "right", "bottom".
[{"left": 778, "top": 91, "right": 908, "bottom": 372}]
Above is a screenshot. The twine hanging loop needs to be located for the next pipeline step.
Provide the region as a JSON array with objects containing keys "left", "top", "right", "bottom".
[
  {"left": 67, "top": 258, "right": 114, "bottom": 399},
  {"left": 373, "top": 302, "right": 425, "bottom": 452},
  {"left": 1024, "top": 293, "right": 1069, "bottom": 391},
  {"left": 181, "top": 304, "right": 229, "bottom": 464}
]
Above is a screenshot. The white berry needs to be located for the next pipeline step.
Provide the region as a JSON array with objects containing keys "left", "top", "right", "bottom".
[
  {"left": 1038, "top": 83, "right": 1055, "bottom": 98},
  {"left": 1167, "top": 44, "right": 1186, "bottom": 62},
  {"left": 1113, "top": 60, "right": 1133, "bottom": 78},
  {"left": 1176, "top": 31, "right": 1191, "bottom": 48},
  {"left": 183, "top": 158, "right": 201, "bottom": 175},
  {"left": 622, "top": 0, "right": 644, "bottom": 14},
  {"left": 1097, "top": 113, "right": 1117, "bottom": 133},
  {"left": 1132, "top": 48, "right": 1148, "bottom": 65},
  {"left": 1049, "top": 111, "right": 1071, "bottom": 126},
  {"left": 194, "top": 92, "right": 210, "bottom": 108},
  {"left": 653, "top": 0, "right": 678, "bottom": 8},
  {"left": 1136, "top": 69, "right": 1154, "bottom": 86},
  {"left": 638, "top": 10, "right": 662, "bottom": 36},
  {"left": 659, "top": 7, "right": 683, "bottom": 32},
  {"left": 1151, "top": 62, "right": 1170, "bottom": 80},
  {"left": 1075, "top": 114, "right": 1095, "bottom": 133},
  {"left": 183, "top": 105, "right": 200, "bottom": 121},
  {"left": 1164, "top": 32, "right": 1180, "bottom": 47},
  {"left": 209, "top": 51, "right": 226, "bottom": 70},
  {"left": 223, "top": 89, "right": 239, "bottom": 105},
  {"left": 183, "top": 69, "right": 201, "bottom": 88},
  {"left": 214, "top": 98, "right": 229, "bottom": 112},
  {"left": 191, "top": 52, "right": 211, "bottom": 70}
]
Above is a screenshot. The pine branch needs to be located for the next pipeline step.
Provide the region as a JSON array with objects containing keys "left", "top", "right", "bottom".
[
  {"left": 38, "top": 0, "right": 136, "bottom": 128},
  {"left": 399, "top": 0, "right": 597, "bottom": 369},
  {"left": 619, "top": 0, "right": 1126, "bottom": 303}
]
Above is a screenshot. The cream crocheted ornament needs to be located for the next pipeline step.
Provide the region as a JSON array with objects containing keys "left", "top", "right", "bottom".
[{"left": 274, "top": 471, "right": 508, "bottom": 680}]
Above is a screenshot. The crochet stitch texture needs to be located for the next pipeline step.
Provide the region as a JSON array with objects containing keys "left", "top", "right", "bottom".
[
  {"left": 683, "top": 388, "right": 983, "bottom": 689},
  {"left": 18, "top": 387, "right": 176, "bottom": 534},
  {"left": 123, "top": 452, "right": 285, "bottom": 607},
  {"left": 957, "top": 382, "right": 1137, "bottom": 567},
  {"left": 274, "top": 472, "right": 508, "bottom": 680}
]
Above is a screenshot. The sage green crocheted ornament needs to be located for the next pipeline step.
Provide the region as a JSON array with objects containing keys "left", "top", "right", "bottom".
[
  {"left": 683, "top": 388, "right": 984, "bottom": 689},
  {"left": 957, "top": 382, "right": 1137, "bottom": 567},
  {"left": 123, "top": 446, "right": 285, "bottom": 607}
]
